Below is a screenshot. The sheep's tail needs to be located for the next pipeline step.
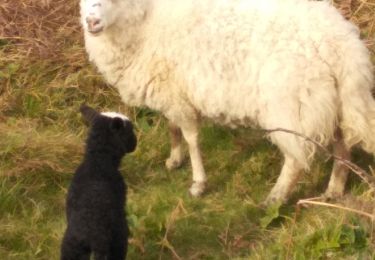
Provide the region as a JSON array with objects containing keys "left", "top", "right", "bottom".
[{"left": 337, "top": 36, "right": 375, "bottom": 154}]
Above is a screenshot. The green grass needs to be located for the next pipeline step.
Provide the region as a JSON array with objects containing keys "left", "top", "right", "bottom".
[{"left": 1, "top": 29, "right": 375, "bottom": 260}]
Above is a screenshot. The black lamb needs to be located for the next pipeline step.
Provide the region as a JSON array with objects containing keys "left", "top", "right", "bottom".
[{"left": 61, "top": 105, "right": 137, "bottom": 260}]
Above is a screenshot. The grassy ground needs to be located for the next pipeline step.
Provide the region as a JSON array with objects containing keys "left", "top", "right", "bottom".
[{"left": 1, "top": 0, "right": 375, "bottom": 259}]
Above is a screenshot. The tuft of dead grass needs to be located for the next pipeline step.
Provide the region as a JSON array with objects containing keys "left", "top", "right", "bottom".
[
  {"left": 333, "top": 0, "right": 375, "bottom": 55},
  {"left": 0, "top": 0, "right": 83, "bottom": 60},
  {"left": 0, "top": 0, "right": 91, "bottom": 117},
  {"left": 0, "top": 118, "right": 84, "bottom": 176}
]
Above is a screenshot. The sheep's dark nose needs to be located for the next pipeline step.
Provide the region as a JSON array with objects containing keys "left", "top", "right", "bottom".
[{"left": 86, "top": 17, "right": 103, "bottom": 33}]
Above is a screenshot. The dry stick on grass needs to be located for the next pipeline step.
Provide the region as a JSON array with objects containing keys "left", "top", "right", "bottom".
[
  {"left": 263, "top": 128, "right": 375, "bottom": 191},
  {"left": 158, "top": 199, "right": 186, "bottom": 260},
  {"left": 263, "top": 128, "right": 375, "bottom": 258},
  {"left": 287, "top": 197, "right": 375, "bottom": 258},
  {"left": 297, "top": 198, "right": 375, "bottom": 220}
]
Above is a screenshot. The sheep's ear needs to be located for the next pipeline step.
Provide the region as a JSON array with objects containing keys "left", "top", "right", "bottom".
[
  {"left": 111, "top": 117, "right": 124, "bottom": 131},
  {"left": 80, "top": 104, "right": 99, "bottom": 125}
]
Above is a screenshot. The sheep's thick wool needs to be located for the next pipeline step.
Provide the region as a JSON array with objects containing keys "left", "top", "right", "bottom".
[{"left": 80, "top": 0, "right": 375, "bottom": 203}]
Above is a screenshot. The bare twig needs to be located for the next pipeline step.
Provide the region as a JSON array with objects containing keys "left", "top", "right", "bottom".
[
  {"left": 263, "top": 128, "right": 375, "bottom": 191},
  {"left": 158, "top": 199, "right": 185, "bottom": 260},
  {"left": 288, "top": 195, "right": 374, "bottom": 257},
  {"left": 274, "top": 124, "right": 375, "bottom": 252},
  {"left": 297, "top": 199, "right": 375, "bottom": 220}
]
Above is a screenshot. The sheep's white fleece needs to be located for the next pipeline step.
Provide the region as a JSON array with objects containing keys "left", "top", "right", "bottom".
[{"left": 82, "top": 0, "right": 375, "bottom": 169}]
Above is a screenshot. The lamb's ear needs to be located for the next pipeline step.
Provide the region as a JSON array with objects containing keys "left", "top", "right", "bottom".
[
  {"left": 110, "top": 117, "right": 125, "bottom": 131},
  {"left": 80, "top": 104, "right": 99, "bottom": 125}
]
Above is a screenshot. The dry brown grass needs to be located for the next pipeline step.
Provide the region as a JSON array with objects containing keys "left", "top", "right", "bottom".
[
  {"left": 0, "top": 0, "right": 82, "bottom": 60},
  {"left": 0, "top": 118, "right": 84, "bottom": 176},
  {"left": 0, "top": 0, "right": 89, "bottom": 116},
  {"left": 334, "top": 0, "right": 375, "bottom": 56}
]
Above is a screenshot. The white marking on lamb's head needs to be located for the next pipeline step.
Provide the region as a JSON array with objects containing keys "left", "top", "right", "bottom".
[
  {"left": 80, "top": 0, "right": 121, "bottom": 35},
  {"left": 101, "top": 111, "right": 130, "bottom": 122},
  {"left": 101, "top": 111, "right": 137, "bottom": 153}
]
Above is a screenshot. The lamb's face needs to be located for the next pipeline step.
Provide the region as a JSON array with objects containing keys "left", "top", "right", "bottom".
[
  {"left": 80, "top": 0, "right": 121, "bottom": 35},
  {"left": 80, "top": 105, "right": 137, "bottom": 154},
  {"left": 100, "top": 112, "right": 137, "bottom": 154}
]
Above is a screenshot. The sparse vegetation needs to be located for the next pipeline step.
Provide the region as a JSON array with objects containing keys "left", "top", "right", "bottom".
[{"left": 1, "top": 0, "right": 375, "bottom": 259}]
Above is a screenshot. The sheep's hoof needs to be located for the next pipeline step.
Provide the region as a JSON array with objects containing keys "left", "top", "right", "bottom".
[
  {"left": 262, "top": 194, "right": 286, "bottom": 207},
  {"left": 323, "top": 189, "right": 344, "bottom": 200},
  {"left": 189, "top": 181, "right": 206, "bottom": 197},
  {"left": 165, "top": 157, "right": 183, "bottom": 170}
]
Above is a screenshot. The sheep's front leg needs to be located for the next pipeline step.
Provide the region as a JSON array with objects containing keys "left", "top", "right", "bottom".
[
  {"left": 165, "top": 122, "right": 184, "bottom": 170},
  {"left": 265, "top": 156, "right": 303, "bottom": 205},
  {"left": 180, "top": 124, "right": 206, "bottom": 197}
]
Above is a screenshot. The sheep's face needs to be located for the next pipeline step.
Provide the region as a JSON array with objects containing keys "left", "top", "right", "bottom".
[{"left": 80, "top": 0, "right": 120, "bottom": 35}]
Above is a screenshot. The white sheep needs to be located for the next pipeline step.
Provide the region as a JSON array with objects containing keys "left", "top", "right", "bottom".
[{"left": 80, "top": 0, "right": 375, "bottom": 204}]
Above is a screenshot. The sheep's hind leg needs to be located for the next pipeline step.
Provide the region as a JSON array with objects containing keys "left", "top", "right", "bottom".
[
  {"left": 180, "top": 123, "right": 206, "bottom": 197},
  {"left": 165, "top": 122, "right": 184, "bottom": 170},
  {"left": 324, "top": 131, "right": 350, "bottom": 198},
  {"left": 264, "top": 155, "right": 304, "bottom": 205}
]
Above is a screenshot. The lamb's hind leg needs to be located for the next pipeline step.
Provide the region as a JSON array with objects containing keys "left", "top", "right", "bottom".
[
  {"left": 325, "top": 131, "right": 350, "bottom": 198},
  {"left": 165, "top": 122, "right": 184, "bottom": 170},
  {"left": 179, "top": 123, "right": 206, "bottom": 197},
  {"left": 265, "top": 155, "right": 304, "bottom": 205},
  {"left": 61, "top": 231, "right": 90, "bottom": 260}
]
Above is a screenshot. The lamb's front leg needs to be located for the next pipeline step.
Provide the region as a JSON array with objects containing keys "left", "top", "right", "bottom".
[
  {"left": 165, "top": 122, "right": 184, "bottom": 170},
  {"left": 179, "top": 123, "right": 206, "bottom": 197}
]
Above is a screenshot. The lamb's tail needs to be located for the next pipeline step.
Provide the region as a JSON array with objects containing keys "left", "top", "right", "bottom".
[{"left": 337, "top": 35, "right": 375, "bottom": 154}]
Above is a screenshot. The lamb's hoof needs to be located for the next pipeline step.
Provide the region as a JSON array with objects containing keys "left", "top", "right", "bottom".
[
  {"left": 189, "top": 182, "right": 206, "bottom": 197},
  {"left": 165, "top": 157, "right": 183, "bottom": 171}
]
